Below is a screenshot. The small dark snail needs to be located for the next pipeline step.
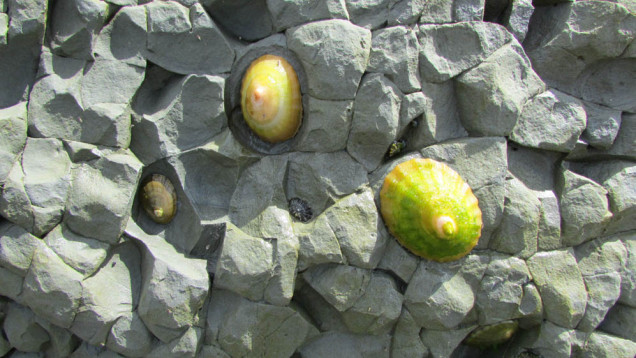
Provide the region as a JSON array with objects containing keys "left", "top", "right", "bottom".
[
  {"left": 139, "top": 174, "right": 177, "bottom": 224},
  {"left": 380, "top": 158, "right": 482, "bottom": 262},
  {"left": 288, "top": 197, "right": 313, "bottom": 223},
  {"left": 240, "top": 54, "right": 303, "bottom": 143}
]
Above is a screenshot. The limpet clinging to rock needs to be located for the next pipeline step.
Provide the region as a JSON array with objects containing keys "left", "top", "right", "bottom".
[
  {"left": 380, "top": 158, "right": 482, "bottom": 262},
  {"left": 464, "top": 320, "right": 519, "bottom": 348},
  {"left": 139, "top": 174, "right": 177, "bottom": 224},
  {"left": 240, "top": 54, "right": 302, "bottom": 143},
  {"left": 288, "top": 197, "right": 313, "bottom": 223}
]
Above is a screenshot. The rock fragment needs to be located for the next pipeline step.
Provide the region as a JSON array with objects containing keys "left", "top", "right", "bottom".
[
  {"left": 129, "top": 225, "right": 209, "bottom": 343},
  {"left": 510, "top": 89, "right": 587, "bottom": 152},
  {"left": 65, "top": 151, "right": 143, "bottom": 244},
  {"left": 417, "top": 21, "right": 511, "bottom": 83},
  {"left": 455, "top": 41, "right": 545, "bottom": 136},
  {"left": 526, "top": 249, "right": 587, "bottom": 328},
  {"left": 287, "top": 19, "right": 371, "bottom": 100},
  {"left": 347, "top": 74, "right": 402, "bottom": 171},
  {"left": 145, "top": 1, "right": 234, "bottom": 75}
]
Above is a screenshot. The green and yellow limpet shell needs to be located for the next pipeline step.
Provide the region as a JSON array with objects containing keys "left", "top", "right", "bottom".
[
  {"left": 240, "top": 54, "right": 302, "bottom": 143},
  {"left": 464, "top": 320, "right": 519, "bottom": 348},
  {"left": 140, "top": 174, "right": 177, "bottom": 224},
  {"left": 380, "top": 158, "right": 482, "bottom": 262}
]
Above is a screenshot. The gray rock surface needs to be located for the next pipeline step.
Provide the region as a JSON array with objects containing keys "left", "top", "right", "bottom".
[
  {"left": 345, "top": 0, "right": 392, "bottom": 30},
  {"left": 49, "top": 0, "right": 109, "bottom": 60},
  {"left": 206, "top": 289, "right": 318, "bottom": 357},
  {"left": 418, "top": 0, "right": 453, "bottom": 24},
  {"left": 228, "top": 155, "right": 288, "bottom": 230},
  {"left": 417, "top": 21, "right": 511, "bottom": 83},
  {"left": 303, "top": 264, "right": 371, "bottom": 312},
  {"left": 298, "top": 331, "right": 391, "bottom": 358},
  {"left": 201, "top": 0, "right": 274, "bottom": 42},
  {"left": 294, "top": 97, "right": 353, "bottom": 152},
  {"left": 70, "top": 241, "right": 141, "bottom": 345},
  {"left": 145, "top": 1, "right": 234, "bottom": 75},
  {"left": 510, "top": 89, "right": 587, "bottom": 152},
  {"left": 582, "top": 101, "right": 622, "bottom": 150},
  {"left": 347, "top": 74, "right": 402, "bottom": 171},
  {"left": 65, "top": 151, "right": 143, "bottom": 244},
  {"left": 146, "top": 326, "right": 202, "bottom": 358},
  {"left": 0, "top": 222, "right": 42, "bottom": 276},
  {"left": 390, "top": 308, "right": 427, "bottom": 357},
  {"left": 368, "top": 26, "right": 421, "bottom": 93},
  {"left": 388, "top": 0, "right": 426, "bottom": 25},
  {"left": 323, "top": 188, "right": 387, "bottom": 269},
  {"left": 43, "top": 224, "right": 109, "bottom": 278},
  {"left": 405, "top": 260, "right": 476, "bottom": 330},
  {"left": 131, "top": 73, "right": 226, "bottom": 164},
  {"left": 296, "top": 214, "right": 345, "bottom": 270},
  {"left": 267, "top": 0, "right": 348, "bottom": 31},
  {"left": 577, "top": 332, "right": 636, "bottom": 358},
  {"left": 128, "top": 223, "right": 209, "bottom": 343},
  {"left": 404, "top": 80, "right": 467, "bottom": 149},
  {"left": 106, "top": 311, "right": 154, "bottom": 358},
  {"left": 27, "top": 50, "right": 141, "bottom": 148},
  {"left": 213, "top": 224, "right": 274, "bottom": 301},
  {"left": 286, "top": 151, "right": 368, "bottom": 217},
  {"left": 524, "top": 1, "right": 636, "bottom": 112},
  {"left": 93, "top": 4, "right": 146, "bottom": 67},
  {"left": 420, "top": 326, "right": 475, "bottom": 358},
  {"left": 600, "top": 303, "right": 636, "bottom": 342},
  {"left": 557, "top": 167, "right": 613, "bottom": 247},
  {"left": 21, "top": 243, "right": 83, "bottom": 328},
  {"left": 0, "top": 265, "right": 23, "bottom": 301},
  {"left": 0, "top": 102, "right": 27, "bottom": 184},
  {"left": 619, "top": 235, "right": 636, "bottom": 307},
  {"left": 21, "top": 138, "right": 71, "bottom": 236},
  {"left": 341, "top": 272, "right": 403, "bottom": 335},
  {"left": 3, "top": 302, "right": 50, "bottom": 352},
  {"left": 526, "top": 249, "right": 588, "bottom": 328},
  {"left": 287, "top": 19, "right": 371, "bottom": 100},
  {"left": 377, "top": 238, "right": 418, "bottom": 283},
  {"left": 475, "top": 254, "right": 530, "bottom": 324},
  {"left": 503, "top": 0, "right": 533, "bottom": 43},
  {"left": 455, "top": 41, "right": 545, "bottom": 136},
  {"left": 570, "top": 160, "right": 636, "bottom": 235},
  {"left": 489, "top": 176, "right": 540, "bottom": 259}
]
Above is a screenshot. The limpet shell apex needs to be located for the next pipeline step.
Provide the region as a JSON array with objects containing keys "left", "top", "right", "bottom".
[
  {"left": 240, "top": 54, "right": 302, "bottom": 143},
  {"left": 380, "top": 158, "right": 482, "bottom": 262},
  {"left": 140, "top": 174, "right": 177, "bottom": 224}
]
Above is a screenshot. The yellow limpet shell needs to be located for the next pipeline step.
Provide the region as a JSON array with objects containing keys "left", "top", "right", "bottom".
[
  {"left": 140, "top": 174, "right": 177, "bottom": 224},
  {"left": 240, "top": 54, "right": 302, "bottom": 143},
  {"left": 464, "top": 320, "right": 519, "bottom": 348},
  {"left": 380, "top": 158, "right": 482, "bottom": 262}
]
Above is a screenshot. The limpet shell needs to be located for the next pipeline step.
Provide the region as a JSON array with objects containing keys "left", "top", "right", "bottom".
[
  {"left": 139, "top": 174, "right": 177, "bottom": 224},
  {"left": 464, "top": 320, "right": 519, "bottom": 348},
  {"left": 240, "top": 54, "right": 302, "bottom": 143},
  {"left": 380, "top": 158, "right": 482, "bottom": 262}
]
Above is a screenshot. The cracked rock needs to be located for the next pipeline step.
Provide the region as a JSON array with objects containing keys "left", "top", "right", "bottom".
[
  {"left": 455, "top": 40, "right": 545, "bottom": 136},
  {"left": 287, "top": 19, "right": 371, "bottom": 100},
  {"left": 0, "top": 102, "right": 27, "bottom": 184},
  {"left": 21, "top": 243, "right": 84, "bottom": 329},
  {"left": 213, "top": 223, "right": 275, "bottom": 302},
  {"left": 510, "top": 89, "right": 587, "bottom": 152},
  {"left": 128, "top": 222, "right": 209, "bottom": 343},
  {"left": 417, "top": 21, "right": 511, "bottom": 83},
  {"left": 65, "top": 151, "right": 143, "bottom": 244},
  {"left": 526, "top": 249, "right": 587, "bottom": 328},
  {"left": 206, "top": 289, "right": 318, "bottom": 357},
  {"left": 145, "top": 1, "right": 234, "bottom": 75}
]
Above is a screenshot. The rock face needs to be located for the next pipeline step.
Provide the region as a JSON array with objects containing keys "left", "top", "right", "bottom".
[{"left": 0, "top": 1, "right": 635, "bottom": 357}]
